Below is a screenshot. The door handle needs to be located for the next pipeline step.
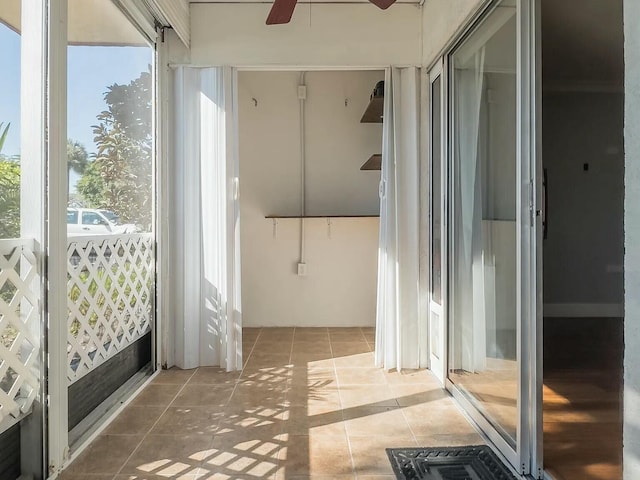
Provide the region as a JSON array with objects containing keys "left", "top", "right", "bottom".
[{"left": 82, "top": 227, "right": 90, "bottom": 231}]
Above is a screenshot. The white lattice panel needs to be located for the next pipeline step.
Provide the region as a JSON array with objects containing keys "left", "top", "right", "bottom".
[
  {"left": 67, "top": 234, "right": 154, "bottom": 384},
  {"left": 0, "top": 239, "right": 40, "bottom": 430}
]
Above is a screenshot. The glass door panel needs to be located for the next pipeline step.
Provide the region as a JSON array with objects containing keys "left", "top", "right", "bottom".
[
  {"left": 448, "top": 0, "right": 518, "bottom": 444},
  {"left": 66, "top": 0, "right": 156, "bottom": 444}
]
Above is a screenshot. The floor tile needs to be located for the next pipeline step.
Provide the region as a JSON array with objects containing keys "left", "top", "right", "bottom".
[
  {"left": 339, "top": 385, "right": 399, "bottom": 409},
  {"left": 336, "top": 367, "right": 387, "bottom": 386},
  {"left": 332, "top": 342, "right": 371, "bottom": 357},
  {"left": 291, "top": 341, "right": 332, "bottom": 355},
  {"left": 152, "top": 367, "right": 196, "bottom": 385},
  {"left": 343, "top": 406, "right": 413, "bottom": 437},
  {"left": 333, "top": 352, "right": 375, "bottom": 368},
  {"left": 66, "top": 435, "right": 143, "bottom": 474},
  {"left": 60, "top": 474, "right": 115, "bottom": 480},
  {"left": 285, "top": 407, "right": 346, "bottom": 436},
  {"left": 188, "top": 367, "right": 241, "bottom": 386},
  {"left": 103, "top": 406, "right": 166, "bottom": 435},
  {"left": 230, "top": 383, "right": 288, "bottom": 408},
  {"left": 114, "top": 474, "right": 198, "bottom": 480},
  {"left": 60, "top": 328, "right": 482, "bottom": 480},
  {"left": 349, "top": 435, "right": 416, "bottom": 476},
  {"left": 201, "top": 434, "right": 283, "bottom": 479},
  {"left": 250, "top": 341, "right": 293, "bottom": 356},
  {"left": 240, "top": 366, "right": 292, "bottom": 385},
  {"left": 401, "top": 404, "right": 479, "bottom": 437},
  {"left": 330, "top": 332, "right": 367, "bottom": 343},
  {"left": 278, "top": 434, "right": 354, "bottom": 477},
  {"left": 244, "top": 354, "right": 292, "bottom": 370},
  {"left": 293, "top": 329, "right": 330, "bottom": 342},
  {"left": 172, "top": 385, "right": 235, "bottom": 408},
  {"left": 290, "top": 352, "right": 334, "bottom": 368},
  {"left": 131, "top": 384, "right": 182, "bottom": 406},
  {"left": 120, "top": 434, "right": 214, "bottom": 476},
  {"left": 152, "top": 406, "right": 225, "bottom": 435},
  {"left": 287, "top": 385, "right": 341, "bottom": 408}
]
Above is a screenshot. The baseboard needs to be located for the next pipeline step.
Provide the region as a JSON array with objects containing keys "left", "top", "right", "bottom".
[{"left": 543, "top": 303, "right": 624, "bottom": 318}]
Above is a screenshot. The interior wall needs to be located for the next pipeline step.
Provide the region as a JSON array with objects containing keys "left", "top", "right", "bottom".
[
  {"left": 239, "top": 70, "right": 382, "bottom": 327},
  {"left": 542, "top": 92, "right": 624, "bottom": 313},
  {"left": 624, "top": 0, "right": 640, "bottom": 476},
  {"left": 188, "top": 3, "right": 421, "bottom": 67}
]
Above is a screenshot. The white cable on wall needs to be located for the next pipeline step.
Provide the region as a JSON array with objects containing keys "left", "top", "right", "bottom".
[{"left": 299, "top": 71, "right": 307, "bottom": 266}]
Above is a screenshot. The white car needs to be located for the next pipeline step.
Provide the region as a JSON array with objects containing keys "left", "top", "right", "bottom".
[{"left": 67, "top": 208, "right": 136, "bottom": 235}]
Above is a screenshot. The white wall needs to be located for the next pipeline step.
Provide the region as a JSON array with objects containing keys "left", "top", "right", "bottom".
[
  {"left": 421, "top": 0, "right": 484, "bottom": 66},
  {"left": 239, "top": 70, "right": 382, "bottom": 327},
  {"left": 188, "top": 3, "right": 421, "bottom": 67},
  {"left": 624, "top": 0, "right": 640, "bottom": 477},
  {"left": 543, "top": 92, "right": 624, "bottom": 310}
]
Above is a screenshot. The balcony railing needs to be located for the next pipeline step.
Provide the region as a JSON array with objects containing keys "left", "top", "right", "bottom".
[
  {"left": 0, "top": 233, "right": 154, "bottom": 434},
  {"left": 67, "top": 233, "right": 154, "bottom": 384},
  {"left": 0, "top": 238, "right": 40, "bottom": 432}
]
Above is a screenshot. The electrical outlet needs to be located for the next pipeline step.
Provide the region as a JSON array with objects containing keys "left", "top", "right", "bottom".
[{"left": 297, "top": 263, "right": 307, "bottom": 276}]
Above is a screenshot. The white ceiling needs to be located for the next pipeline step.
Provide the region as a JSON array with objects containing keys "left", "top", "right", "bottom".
[{"left": 0, "top": 0, "right": 148, "bottom": 45}]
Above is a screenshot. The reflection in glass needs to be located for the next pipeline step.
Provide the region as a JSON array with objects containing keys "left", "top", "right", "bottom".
[{"left": 448, "top": 1, "right": 518, "bottom": 443}]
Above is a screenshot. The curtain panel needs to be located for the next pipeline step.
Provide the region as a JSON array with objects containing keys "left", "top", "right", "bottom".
[
  {"left": 172, "top": 66, "right": 242, "bottom": 371},
  {"left": 375, "top": 67, "right": 423, "bottom": 371}
]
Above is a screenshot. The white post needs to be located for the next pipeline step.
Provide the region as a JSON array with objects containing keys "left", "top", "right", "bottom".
[
  {"left": 19, "top": 1, "right": 47, "bottom": 477},
  {"left": 47, "top": 0, "right": 70, "bottom": 474}
]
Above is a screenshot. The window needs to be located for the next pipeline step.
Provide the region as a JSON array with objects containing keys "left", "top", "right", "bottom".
[
  {"left": 81, "top": 211, "right": 105, "bottom": 225},
  {"left": 67, "top": 209, "right": 78, "bottom": 224}
]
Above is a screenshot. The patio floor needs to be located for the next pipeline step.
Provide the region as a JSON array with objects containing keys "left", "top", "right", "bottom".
[{"left": 59, "top": 327, "right": 483, "bottom": 479}]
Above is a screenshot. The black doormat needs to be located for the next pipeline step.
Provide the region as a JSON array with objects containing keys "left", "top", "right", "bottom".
[{"left": 386, "top": 445, "right": 518, "bottom": 480}]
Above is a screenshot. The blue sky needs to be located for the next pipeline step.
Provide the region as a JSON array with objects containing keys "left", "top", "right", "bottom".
[{"left": 0, "top": 23, "right": 151, "bottom": 188}]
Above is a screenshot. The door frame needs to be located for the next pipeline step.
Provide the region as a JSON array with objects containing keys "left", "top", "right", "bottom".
[
  {"left": 428, "top": 59, "right": 447, "bottom": 385},
  {"left": 433, "top": 0, "right": 540, "bottom": 476}
]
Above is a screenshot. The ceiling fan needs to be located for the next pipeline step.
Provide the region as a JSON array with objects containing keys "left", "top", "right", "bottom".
[{"left": 266, "top": 0, "right": 396, "bottom": 25}]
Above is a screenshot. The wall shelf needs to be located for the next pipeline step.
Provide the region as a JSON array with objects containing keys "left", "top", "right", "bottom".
[
  {"left": 360, "top": 154, "right": 381, "bottom": 171},
  {"left": 360, "top": 97, "right": 384, "bottom": 123}
]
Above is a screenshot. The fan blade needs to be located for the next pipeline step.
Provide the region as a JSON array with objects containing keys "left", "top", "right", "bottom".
[
  {"left": 266, "top": 0, "right": 297, "bottom": 24},
  {"left": 369, "top": 0, "right": 396, "bottom": 9}
]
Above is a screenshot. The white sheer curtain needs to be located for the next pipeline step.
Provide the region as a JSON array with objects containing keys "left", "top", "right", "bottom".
[
  {"left": 455, "top": 48, "right": 487, "bottom": 372},
  {"left": 375, "top": 67, "right": 422, "bottom": 371},
  {"left": 172, "top": 66, "right": 242, "bottom": 371}
]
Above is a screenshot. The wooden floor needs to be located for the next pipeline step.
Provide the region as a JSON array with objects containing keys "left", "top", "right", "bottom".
[
  {"left": 448, "top": 359, "right": 623, "bottom": 480},
  {"left": 543, "top": 369, "right": 622, "bottom": 480}
]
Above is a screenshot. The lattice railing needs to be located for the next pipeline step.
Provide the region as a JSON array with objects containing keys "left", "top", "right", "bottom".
[
  {"left": 67, "top": 234, "right": 154, "bottom": 384},
  {"left": 0, "top": 238, "right": 40, "bottom": 430}
]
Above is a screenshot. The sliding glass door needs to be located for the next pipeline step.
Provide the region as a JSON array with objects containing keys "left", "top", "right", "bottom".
[{"left": 444, "top": 0, "right": 539, "bottom": 474}]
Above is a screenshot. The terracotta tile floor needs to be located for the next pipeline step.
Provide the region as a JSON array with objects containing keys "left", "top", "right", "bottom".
[{"left": 60, "top": 327, "right": 482, "bottom": 480}]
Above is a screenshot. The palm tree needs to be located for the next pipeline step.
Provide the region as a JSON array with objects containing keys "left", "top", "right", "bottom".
[
  {"left": 0, "top": 122, "right": 9, "bottom": 154},
  {"left": 67, "top": 139, "right": 88, "bottom": 186}
]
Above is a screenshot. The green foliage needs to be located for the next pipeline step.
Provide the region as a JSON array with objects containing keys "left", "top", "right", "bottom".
[
  {"left": 0, "top": 159, "right": 20, "bottom": 239},
  {"left": 77, "top": 68, "right": 153, "bottom": 229},
  {"left": 67, "top": 139, "right": 89, "bottom": 179}
]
